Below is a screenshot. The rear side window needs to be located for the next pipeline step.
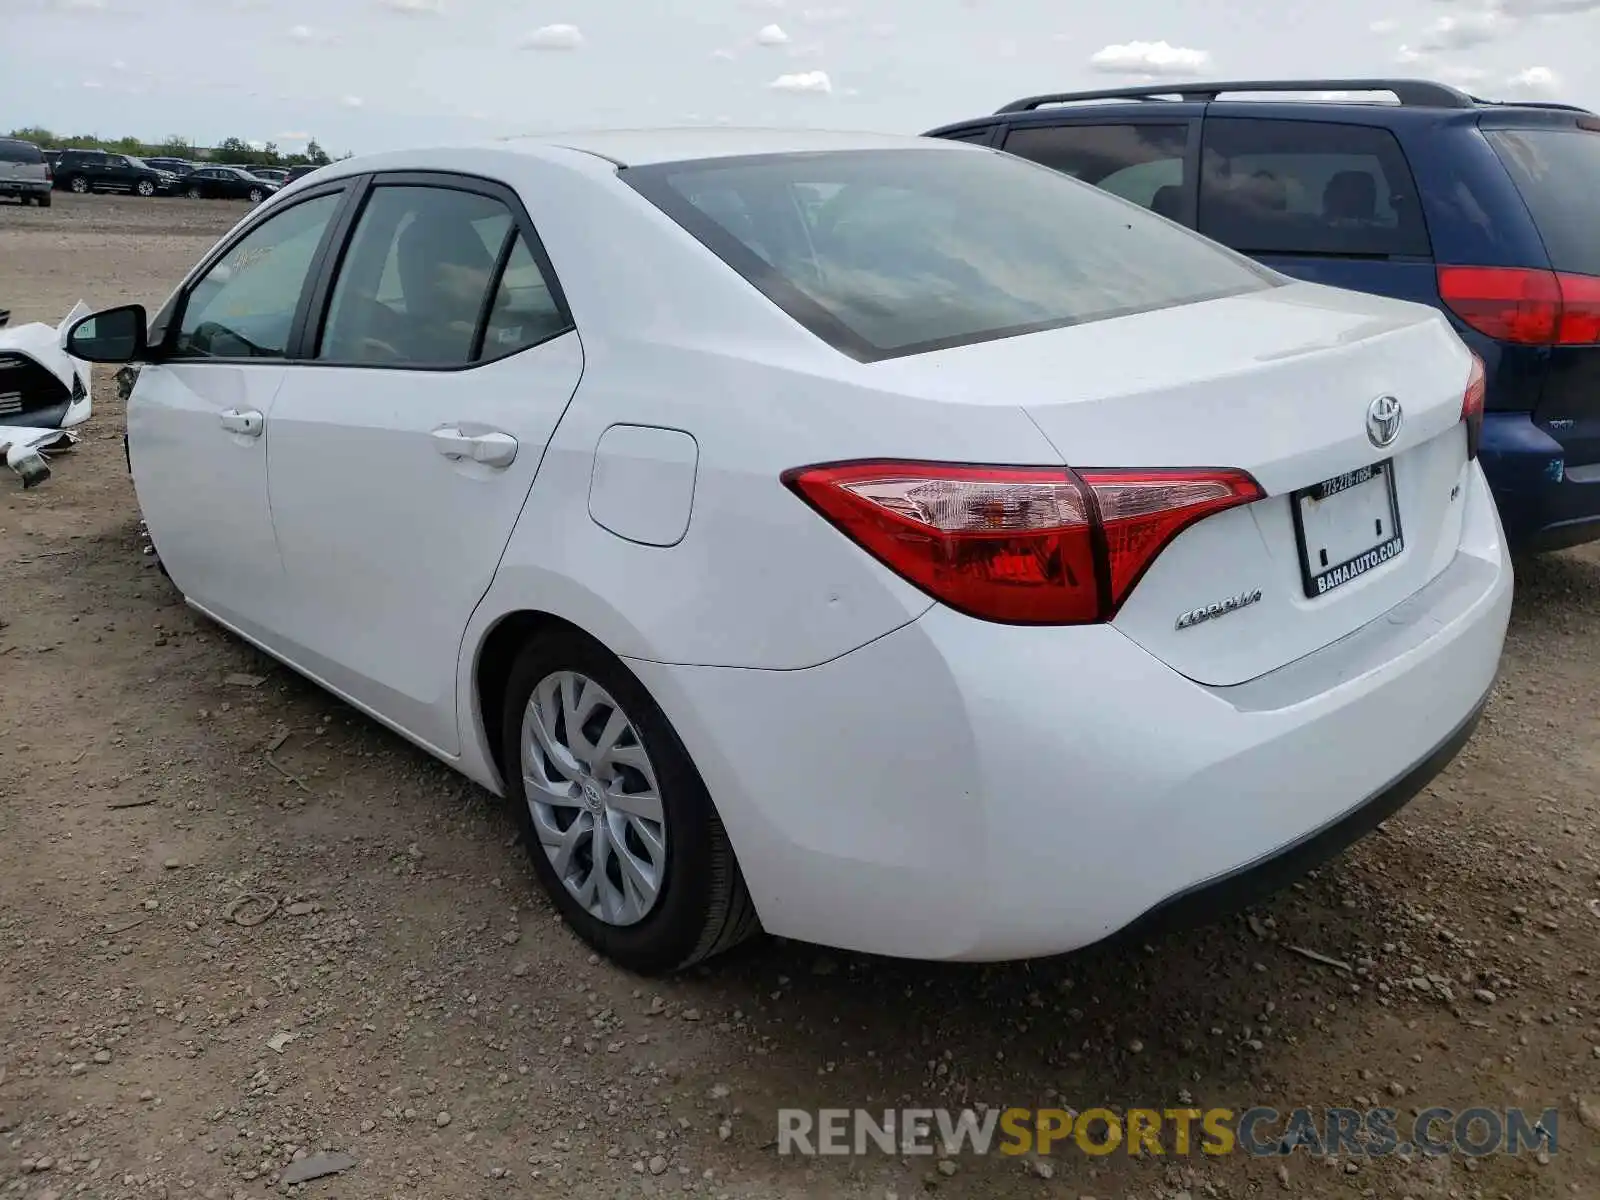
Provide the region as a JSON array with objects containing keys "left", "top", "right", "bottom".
[
  {"left": 1485, "top": 127, "right": 1600, "bottom": 277},
  {"left": 624, "top": 148, "right": 1274, "bottom": 361},
  {"left": 1198, "top": 119, "right": 1431, "bottom": 259},
  {"left": 318, "top": 183, "right": 570, "bottom": 366},
  {"left": 1002, "top": 123, "right": 1190, "bottom": 219},
  {"left": 0, "top": 140, "right": 44, "bottom": 165}
]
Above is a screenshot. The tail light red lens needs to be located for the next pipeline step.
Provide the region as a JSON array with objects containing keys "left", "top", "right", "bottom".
[
  {"left": 1462, "top": 353, "right": 1486, "bottom": 460},
  {"left": 1437, "top": 265, "right": 1600, "bottom": 346},
  {"left": 782, "top": 460, "right": 1263, "bottom": 625}
]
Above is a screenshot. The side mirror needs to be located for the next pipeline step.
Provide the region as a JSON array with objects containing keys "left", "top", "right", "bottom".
[{"left": 66, "top": 304, "right": 148, "bottom": 364}]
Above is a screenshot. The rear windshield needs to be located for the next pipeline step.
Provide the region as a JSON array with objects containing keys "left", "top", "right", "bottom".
[
  {"left": 1486, "top": 127, "right": 1600, "bottom": 277},
  {"left": 0, "top": 140, "right": 44, "bottom": 165},
  {"left": 623, "top": 147, "right": 1277, "bottom": 361}
]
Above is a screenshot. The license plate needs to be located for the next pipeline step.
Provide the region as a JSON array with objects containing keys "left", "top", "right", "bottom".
[{"left": 1291, "top": 461, "right": 1404, "bottom": 598}]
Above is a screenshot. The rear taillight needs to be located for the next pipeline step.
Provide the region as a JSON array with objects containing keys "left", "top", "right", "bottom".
[
  {"left": 782, "top": 460, "right": 1263, "bottom": 625},
  {"left": 1437, "top": 265, "right": 1600, "bottom": 346},
  {"left": 1462, "top": 352, "right": 1486, "bottom": 460}
]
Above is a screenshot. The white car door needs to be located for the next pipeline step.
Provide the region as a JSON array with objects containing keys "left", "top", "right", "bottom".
[
  {"left": 263, "top": 173, "right": 584, "bottom": 755},
  {"left": 128, "top": 186, "right": 351, "bottom": 642}
]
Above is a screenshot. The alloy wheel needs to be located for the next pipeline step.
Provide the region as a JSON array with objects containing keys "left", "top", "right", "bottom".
[
  {"left": 137, "top": 181, "right": 154, "bottom": 196},
  {"left": 70, "top": 177, "right": 88, "bottom": 193},
  {"left": 248, "top": 188, "right": 263, "bottom": 202},
  {"left": 520, "top": 670, "right": 667, "bottom": 927}
]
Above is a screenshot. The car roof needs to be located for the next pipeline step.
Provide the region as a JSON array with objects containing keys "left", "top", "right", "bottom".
[{"left": 496, "top": 127, "right": 955, "bottom": 167}]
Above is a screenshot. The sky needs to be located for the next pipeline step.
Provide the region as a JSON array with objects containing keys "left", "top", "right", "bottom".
[{"left": 6, "top": 0, "right": 1598, "bottom": 157}]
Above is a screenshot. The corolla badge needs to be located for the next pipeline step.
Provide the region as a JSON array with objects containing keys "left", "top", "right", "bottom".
[
  {"left": 1175, "top": 588, "right": 1263, "bottom": 631},
  {"left": 1366, "top": 394, "right": 1403, "bottom": 449}
]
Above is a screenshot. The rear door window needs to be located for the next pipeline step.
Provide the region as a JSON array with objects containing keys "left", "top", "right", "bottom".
[
  {"left": 1001, "top": 123, "right": 1191, "bottom": 219},
  {"left": 624, "top": 146, "right": 1275, "bottom": 361},
  {"left": 1484, "top": 126, "right": 1600, "bottom": 277},
  {"left": 0, "top": 140, "right": 44, "bottom": 164},
  {"left": 1198, "top": 118, "right": 1431, "bottom": 258}
]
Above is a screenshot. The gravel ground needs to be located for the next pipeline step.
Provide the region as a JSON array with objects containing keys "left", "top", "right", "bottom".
[{"left": 2, "top": 193, "right": 1599, "bottom": 1200}]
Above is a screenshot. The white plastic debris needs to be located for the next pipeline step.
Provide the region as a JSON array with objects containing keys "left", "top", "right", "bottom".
[{"left": 0, "top": 300, "right": 94, "bottom": 433}]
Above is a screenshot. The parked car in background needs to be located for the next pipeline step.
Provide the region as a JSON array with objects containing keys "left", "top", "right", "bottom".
[
  {"left": 251, "top": 167, "right": 289, "bottom": 184},
  {"left": 0, "top": 138, "right": 52, "bottom": 206},
  {"left": 42, "top": 149, "right": 60, "bottom": 171},
  {"left": 283, "top": 164, "right": 321, "bottom": 184},
  {"left": 181, "top": 166, "right": 278, "bottom": 202},
  {"left": 927, "top": 77, "right": 1600, "bottom": 553},
  {"left": 52, "top": 149, "right": 176, "bottom": 196},
  {"left": 63, "top": 129, "right": 1508, "bottom": 973},
  {"left": 145, "top": 157, "right": 196, "bottom": 178}
]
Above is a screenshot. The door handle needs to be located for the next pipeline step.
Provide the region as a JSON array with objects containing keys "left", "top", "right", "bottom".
[
  {"left": 431, "top": 426, "right": 519, "bottom": 468},
  {"left": 219, "top": 408, "right": 264, "bottom": 437}
]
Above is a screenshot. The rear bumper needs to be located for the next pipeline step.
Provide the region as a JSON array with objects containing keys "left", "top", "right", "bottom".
[
  {"left": 0, "top": 181, "right": 50, "bottom": 197},
  {"left": 1480, "top": 411, "right": 1600, "bottom": 552},
  {"left": 630, "top": 464, "right": 1512, "bottom": 961}
]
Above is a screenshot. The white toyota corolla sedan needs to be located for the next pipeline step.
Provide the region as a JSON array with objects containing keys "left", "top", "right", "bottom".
[{"left": 65, "top": 128, "right": 1512, "bottom": 974}]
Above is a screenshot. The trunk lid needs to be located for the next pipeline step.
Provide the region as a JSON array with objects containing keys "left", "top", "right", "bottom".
[{"left": 875, "top": 280, "right": 1474, "bottom": 686}]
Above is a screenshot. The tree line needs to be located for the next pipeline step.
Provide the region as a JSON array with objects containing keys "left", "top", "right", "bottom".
[{"left": 2, "top": 128, "right": 345, "bottom": 169}]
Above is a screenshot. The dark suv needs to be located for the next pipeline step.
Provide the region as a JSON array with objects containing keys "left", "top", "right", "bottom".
[
  {"left": 52, "top": 149, "right": 175, "bottom": 197},
  {"left": 928, "top": 77, "right": 1600, "bottom": 553}
]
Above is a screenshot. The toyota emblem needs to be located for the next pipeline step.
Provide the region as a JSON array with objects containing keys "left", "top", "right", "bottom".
[{"left": 1366, "top": 394, "right": 1403, "bottom": 449}]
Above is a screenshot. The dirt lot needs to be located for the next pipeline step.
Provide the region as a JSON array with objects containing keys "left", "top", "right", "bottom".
[{"left": 2, "top": 192, "right": 1599, "bottom": 1200}]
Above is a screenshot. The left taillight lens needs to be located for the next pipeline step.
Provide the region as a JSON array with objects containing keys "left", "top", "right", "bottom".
[
  {"left": 1462, "top": 353, "right": 1486, "bottom": 460},
  {"left": 782, "top": 460, "right": 1263, "bottom": 625}
]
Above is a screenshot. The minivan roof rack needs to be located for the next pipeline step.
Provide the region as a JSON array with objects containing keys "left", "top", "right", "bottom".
[
  {"left": 996, "top": 78, "right": 1478, "bottom": 113},
  {"left": 1470, "top": 96, "right": 1595, "bottom": 114}
]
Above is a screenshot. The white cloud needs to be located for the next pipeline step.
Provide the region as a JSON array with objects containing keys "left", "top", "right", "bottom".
[
  {"left": 81, "top": 78, "right": 104, "bottom": 89},
  {"left": 56, "top": 0, "right": 108, "bottom": 10},
  {"left": 246, "top": 139, "right": 267, "bottom": 151},
  {"left": 801, "top": 6, "right": 850, "bottom": 23},
  {"left": 869, "top": 21, "right": 896, "bottom": 37},
  {"left": 711, "top": 48, "right": 737, "bottom": 60},
  {"left": 1419, "top": 10, "right": 1514, "bottom": 51},
  {"left": 1396, "top": 44, "right": 1426, "bottom": 64},
  {"left": 377, "top": 0, "right": 444, "bottom": 14},
  {"left": 1368, "top": 18, "right": 1398, "bottom": 33},
  {"left": 110, "top": 58, "right": 128, "bottom": 70},
  {"left": 275, "top": 131, "right": 312, "bottom": 143},
  {"left": 1089, "top": 40, "right": 1211, "bottom": 76},
  {"left": 521, "top": 23, "right": 583, "bottom": 50},
  {"left": 287, "top": 24, "right": 333, "bottom": 43},
  {"left": 768, "top": 69, "right": 832, "bottom": 93},
  {"left": 756, "top": 23, "right": 790, "bottom": 45},
  {"left": 1505, "top": 65, "right": 1562, "bottom": 96},
  {"left": 341, "top": 95, "right": 365, "bottom": 108}
]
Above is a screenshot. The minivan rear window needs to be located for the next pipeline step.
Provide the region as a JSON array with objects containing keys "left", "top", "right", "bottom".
[
  {"left": 1485, "top": 127, "right": 1600, "bottom": 278},
  {"left": 624, "top": 147, "right": 1277, "bottom": 361},
  {"left": 0, "top": 140, "right": 45, "bottom": 165}
]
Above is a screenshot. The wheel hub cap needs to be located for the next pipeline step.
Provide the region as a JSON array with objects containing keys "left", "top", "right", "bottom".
[{"left": 519, "top": 671, "right": 667, "bottom": 927}]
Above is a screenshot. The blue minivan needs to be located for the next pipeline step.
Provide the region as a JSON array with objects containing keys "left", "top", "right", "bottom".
[{"left": 927, "top": 78, "right": 1600, "bottom": 553}]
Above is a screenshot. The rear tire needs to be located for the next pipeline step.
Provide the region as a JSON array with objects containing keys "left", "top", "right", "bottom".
[
  {"left": 68, "top": 176, "right": 89, "bottom": 194},
  {"left": 136, "top": 179, "right": 155, "bottom": 197},
  {"left": 499, "top": 627, "right": 760, "bottom": 974},
  {"left": 187, "top": 186, "right": 202, "bottom": 200},
  {"left": 37, "top": 194, "right": 50, "bottom": 208},
  {"left": 247, "top": 187, "right": 264, "bottom": 203}
]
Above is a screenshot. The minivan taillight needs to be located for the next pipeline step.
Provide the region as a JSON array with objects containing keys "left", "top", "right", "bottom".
[
  {"left": 1462, "top": 353, "right": 1486, "bottom": 460},
  {"left": 782, "top": 460, "right": 1264, "bottom": 624},
  {"left": 1437, "top": 265, "right": 1600, "bottom": 346}
]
